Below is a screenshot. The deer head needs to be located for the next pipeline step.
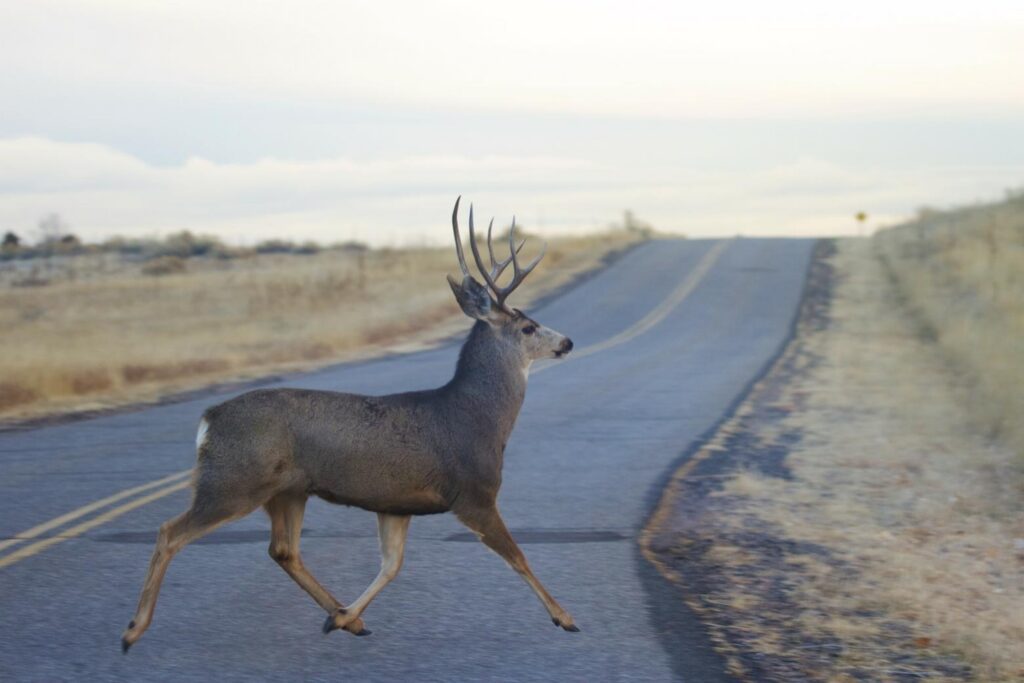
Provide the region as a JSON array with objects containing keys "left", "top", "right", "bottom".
[{"left": 447, "top": 197, "right": 573, "bottom": 363}]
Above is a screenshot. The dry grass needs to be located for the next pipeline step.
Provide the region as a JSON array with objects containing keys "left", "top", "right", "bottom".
[
  {"left": 874, "top": 193, "right": 1024, "bottom": 461},
  {"left": 0, "top": 232, "right": 641, "bottom": 422},
  {"left": 666, "top": 240, "right": 1023, "bottom": 681}
]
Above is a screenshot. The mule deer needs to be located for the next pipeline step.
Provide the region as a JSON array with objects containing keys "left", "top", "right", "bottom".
[{"left": 121, "top": 197, "right": 578, "bottom": 652}]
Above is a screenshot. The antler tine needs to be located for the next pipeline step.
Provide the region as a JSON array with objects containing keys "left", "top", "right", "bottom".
[
  {"left": 486, "top": 218, "right": 498, "bottom": 269},
  {"left": 485, "top": 216, "right": 524, "bottom": 285},
  {"left": 467, "top": 205, "right": 501, "bottom": 295},
  {"left": 451, "top": 196, "right": 471, "bottom": 279},
  {"left": 461, "top": 202, "right": 544, "bottom": 307},
  {"left": 508, "top": 216, "right": 547, "bottom": 282},
  {"left": 485, "top": 215, "right": 545, "bottom": 307}
]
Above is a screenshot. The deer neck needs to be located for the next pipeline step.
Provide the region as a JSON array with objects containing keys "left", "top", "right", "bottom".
[{"left": 448, "top": 321, "right": 528, "bottom": 434}]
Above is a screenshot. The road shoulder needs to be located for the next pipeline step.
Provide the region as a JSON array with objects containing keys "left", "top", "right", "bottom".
[{"left": 642, "top": 239, "right": 1023, "bottom": 681}]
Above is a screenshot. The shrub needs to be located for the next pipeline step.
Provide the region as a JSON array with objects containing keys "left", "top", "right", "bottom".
[
  {"left": 255, "top": 239, "right": 296, "bottom": 254},
  {"left": 141, "top": 256, "right": 187, "bottom": 276},
  {"left": 159, "top": 231, "right": 226, "bottom": 258}
]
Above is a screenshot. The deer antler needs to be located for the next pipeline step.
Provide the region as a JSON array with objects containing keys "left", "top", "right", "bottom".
[
  {"left": 451, "top": 196, "right": 472, "bottom": 280},
  {"left": 451, "top": 197, "right": 545, "bottom": 309},
  {"left": 484, "top": 216, "right": 525, "bottom": 284}
]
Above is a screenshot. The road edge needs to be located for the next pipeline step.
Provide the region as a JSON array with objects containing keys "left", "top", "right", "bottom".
[{"left": 635, "top": 238, "right": 821, "bottom": 682}]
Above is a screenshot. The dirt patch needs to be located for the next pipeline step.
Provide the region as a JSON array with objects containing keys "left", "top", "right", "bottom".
[
  {"left": 0, "top": 382, "right": 39, "bottom": 411},
  {"left": 643, "top": 239, "right": 1023, "bottom": 681}
]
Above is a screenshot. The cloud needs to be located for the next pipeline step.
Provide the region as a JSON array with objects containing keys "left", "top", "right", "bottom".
[
  {"left": 0, "top": 137, "right": 607, "bottom": 244},
  {"left": 0, "top": 137, "right": 152, "bottom": 192},
  {"left": 2, "top": 1, "right": 1023, "bottom": 119},
  {"left": 0, "top": 137, "right": 1019, "bottom": 245}
]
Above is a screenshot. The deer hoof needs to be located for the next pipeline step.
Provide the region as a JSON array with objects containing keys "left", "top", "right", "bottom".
[
  {"left": 121, "top": 620, "right": 139, "bottom": 653},
  {"left": 322, "top": 609, "right": 350, "bottom": 634},
  {"left": 552, "top": 616, "right": 580, "bottom": 632},
  {"left": 323, "top": 610, "right": 368, "bottom": 636}
]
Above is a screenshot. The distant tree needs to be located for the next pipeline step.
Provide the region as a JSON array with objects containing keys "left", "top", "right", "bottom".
[
  {"left": 2, "top": 231, "right": 19, "bottom": 249},
  {"left": 255, "top": 239, "right": 295, "bottom": 254},
  {"left": 160, "top": 230, "right": 227, "bottom": 258},
  {"left": 619, "top": 210, "right": 653, "bottom": 236},
  {"left": 37, "top": 213, "right": 69, "bottom": 245}
]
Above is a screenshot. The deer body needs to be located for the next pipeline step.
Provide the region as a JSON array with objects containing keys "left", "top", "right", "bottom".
[
  {"left": 198, "top": 320, "right": 527, "bottom": 518},
  {"left": 122, "top": 200, "right": 578, "bottom": 652}
]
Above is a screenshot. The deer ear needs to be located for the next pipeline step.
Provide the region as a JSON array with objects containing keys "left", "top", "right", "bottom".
[{"left": 447, "top": 274, "right": 493, "bottom": 321}]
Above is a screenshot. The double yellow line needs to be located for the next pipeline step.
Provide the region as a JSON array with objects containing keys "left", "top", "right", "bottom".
[
  {"left": 0, "top": 470, "right": 192, "bottom": 569},
  {"left": 0, "top": 239, "right": 729, "bottom": 571}
]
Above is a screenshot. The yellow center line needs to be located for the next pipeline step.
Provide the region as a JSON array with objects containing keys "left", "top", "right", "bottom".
[
  {"left": 0, "top": 479, "right": 191, "bottom": 569},
  {"left": 0, "top": 238, "right": 729, "bottom": 570},
  {"left": 532, "top": 239, "right": 730, "bottom": 374},
  {"left": 0, "top": 469, "right": 191, "bottom": 555}
]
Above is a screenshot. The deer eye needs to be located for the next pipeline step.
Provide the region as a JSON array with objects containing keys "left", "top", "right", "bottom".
[{"left": 521, "top": 325, "right": 537, "bottom": 335}]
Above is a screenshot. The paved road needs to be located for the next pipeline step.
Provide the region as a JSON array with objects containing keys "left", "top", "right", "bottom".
[{"left": 0, "top": 238, "right": 814, "bottom": 682}]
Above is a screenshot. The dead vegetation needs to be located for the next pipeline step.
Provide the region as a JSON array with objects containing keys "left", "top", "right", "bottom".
[
  {"left": 874, "top": 192, "right": 1024, "bottom": 462},
  {"left": 0, "top": 231, "right": 641, "bottom": 423},
  {"left": 645, "top": 239, "right": 1023, "bottom": 681}
]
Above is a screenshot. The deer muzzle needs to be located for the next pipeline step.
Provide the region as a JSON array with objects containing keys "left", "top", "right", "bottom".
[{"left": 555, "top": 338, "right": 574, "bottom": 358}]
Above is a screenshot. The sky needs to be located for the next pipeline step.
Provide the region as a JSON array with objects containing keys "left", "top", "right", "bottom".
[{"left": 1, "top": 0, "right": 1023, "bottom": 246}]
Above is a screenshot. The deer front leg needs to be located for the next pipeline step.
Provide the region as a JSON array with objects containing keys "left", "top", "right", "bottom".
[
  {"left": 265, "top": 493, "right": 369, "bottom": 636},
  {"left": 324, "top": 513, "right": 411, "bottom": 634},
  {"left": 456, "top": 505, "right": 579, "bottom": 632}
]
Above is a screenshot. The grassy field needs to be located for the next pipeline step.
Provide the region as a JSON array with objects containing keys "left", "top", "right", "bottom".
[
  {"left": 645, "top": 238, "right": 1023, "bottom": 681},
  {"left": 0, "top": 231, "right": 642, "bottom": 422},
  {"left": 874, "top": 193, "right": 1024, "bottom": 461}
]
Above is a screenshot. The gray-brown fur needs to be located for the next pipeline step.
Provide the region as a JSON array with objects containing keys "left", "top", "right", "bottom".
[
  {"left": 197, "top": 320, "right": 528, "bottom": 517},
  {"left": 121, "top": 199, "right": 579, "bottom": 652}
]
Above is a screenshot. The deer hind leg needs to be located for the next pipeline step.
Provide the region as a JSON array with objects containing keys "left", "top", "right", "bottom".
[
  {"left": 324, "top": 513, "right": 410, "bottom": 634},
  {"left": 264, "top": 493, "right": 369, "bottom": 636},
  {"left": 456, "top": 505, "right": 579, "bottom": 632},
  {"left": 121, "top": 497, "right": 250, "bottom": 652}
]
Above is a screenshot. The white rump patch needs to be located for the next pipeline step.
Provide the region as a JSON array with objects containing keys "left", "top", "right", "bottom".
[{"left": 195, "top": 418, "right": 210, "bottom": 451}]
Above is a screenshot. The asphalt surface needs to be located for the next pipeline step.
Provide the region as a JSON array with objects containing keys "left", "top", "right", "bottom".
[{"left": 0, "top": 237, "right": 815, "bottom": 682}]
